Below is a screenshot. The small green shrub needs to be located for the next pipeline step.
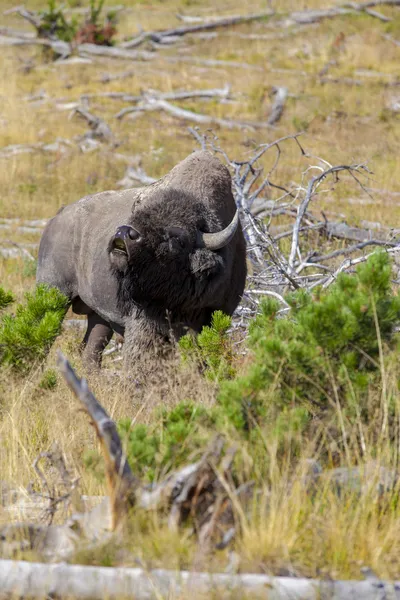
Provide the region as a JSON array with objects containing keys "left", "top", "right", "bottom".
[
  {"left": 219, "top": 251, "right": 400, "bottom": 434},
  {"left": 38, "top": 0, "right": 78, "bottom": 42},
  {"left": 116, "top": 401, "right": 215, "bottom": 481},
  {"left": 39, "top": 368, "right": 58, "bottom": 390},
  {"left": 36, "top": 0, "right": 117, "bottom": 46},
  {"left": 0, "top": 284, "right": 68, "bottom": 372},
  {"left": 179, "top": 310, "right": 234, "bottom": 381},
  {"left": 0, "top": 288, "right": 14, "bottom": 311}
]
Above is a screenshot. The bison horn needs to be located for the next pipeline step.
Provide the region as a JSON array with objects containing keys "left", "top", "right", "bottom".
[{"left": 196, "top": 210, "right": 239, "bottom": 251}]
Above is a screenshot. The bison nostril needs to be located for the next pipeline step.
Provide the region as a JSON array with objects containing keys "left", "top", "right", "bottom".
[{"left": 115, "top": 225, "right": 141, "bottom": 241}]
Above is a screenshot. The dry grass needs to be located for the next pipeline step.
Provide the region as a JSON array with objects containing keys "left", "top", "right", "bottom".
[{"left": 1, "top": 0, "right": 400, "bottom": 585}]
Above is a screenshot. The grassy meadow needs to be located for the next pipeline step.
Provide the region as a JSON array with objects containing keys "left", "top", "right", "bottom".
[{"left": 1, "top": 0, "right": 400, "bottom": 589}]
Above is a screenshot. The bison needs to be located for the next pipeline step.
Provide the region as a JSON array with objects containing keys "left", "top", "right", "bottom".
[{"left": 36, "top": 151, "right": 247, "bottom": 368}]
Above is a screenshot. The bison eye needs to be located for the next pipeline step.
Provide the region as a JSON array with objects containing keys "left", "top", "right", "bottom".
[{"left": 166, "top": 226, "right": 189, "bottom": 248}]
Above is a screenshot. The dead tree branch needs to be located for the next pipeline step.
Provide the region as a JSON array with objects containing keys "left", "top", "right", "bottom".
[
  {"left": 57, "top": 352, "right": 138, "bottom": 530},
  {"left": 121, "top": 10, "right": 274, "bottom": 48},
  {"left": 83, "top": 85, "right": 232, "bottom": 105},
  {"left": 288, "top": 164, "right": 371, "bottom": 272},
  {"left": 308, "top": 239, "right": 399, "bottom": 264},
  {"left": 78, "top": 43, "right": 154, "bottom": 61},
  {"left": 73, "top": 107, "right": 113, "bottom": 142},
  {"left": 116, "top": 97, "right": 272, "bottom": 130}
]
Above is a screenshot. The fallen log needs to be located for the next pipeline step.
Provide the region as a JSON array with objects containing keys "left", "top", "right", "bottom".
[
  {"left": 77, "top": 43, "right": 154, "bottom": 61},
  {"left": 121, "top": 10, "right": 275, "bottom": 48},
  {"left": 325, "top": 220, "right": 400, "bottom": 242},
  {"left": 285, "top": 0, "right": 400, "bottom": 25},
  {"left": 0, "top": 559, "right": 399, "bottom": 599},
  {"left": 0, "top": 241, "right": 36, "bottom": 261},
  {"left": 73, "top": 107, "right": 114, "bottom": 142},
  {"left": 120, "top": 1, "right": 400, "bottom": 50},
  {"left": 84, "top": 85, "right": 232, "bottom": 107},
  {"left": 0, "top": 140, "right": 72, "bottom": 159},
  {"left": 116, "top": 97, "right": 271, "bottom": 130}
]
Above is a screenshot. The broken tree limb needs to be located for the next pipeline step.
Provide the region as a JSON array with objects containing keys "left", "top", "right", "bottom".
[
  {"left": 78, "top": 43, "right": 154, "bottom": 61},
  {"left": 288, "top": 164, "right": 371, "bottom": 272},
  {"left": 308, "top": 239, "right": 399, "bottom": 264},
  {"left": 0, "top": 139, "right": 73, "bottom": 159},
  {"left": 325, "top": 220, "right": 400, "bottom": 242},
  {"left": 116, "top": 97, "right": 271, "bottom": 130},
  {"left": 381, "top": 33, "right": 400, "bottom": 47},
  {"left": 320, "top": 246, "right": 400, "bottom": 289},
  {"left": 164, "top": 55, "right": 263, "bottom": 71},
  {"left": 285, "top": 0, "right": 400, "bottom": 26},
  {"left": 288, "top": 7, "right": 351, "bottom": 25},
  {"left": 121, "top": 10, "right": 274, "bottom": 48},
  {"left": 345, "top": 0, "right": 400, "bottom": 8},
  {"left": 99, "top": 68, "right": 136, "bottom": 83},
  {"left": 0, "top": 241, "right": 36, "bottom": 261},
  {"left": 84, "top": 85, "right": 232, "bottom": 106},
  {"left": 57, "top": 352, "right": 138, "bottom": 530},
  {"left": 362, "top": 7, "right": 392, "bottom": 20},
  {"left": 73, "top": 107, "right": 113, "bottom": 142},
  {"left": 1, "top": 559, "right": 400, "bottom": 600}
]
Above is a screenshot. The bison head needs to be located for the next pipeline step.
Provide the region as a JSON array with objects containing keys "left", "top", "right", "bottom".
[{"left": 108, "top": 188, "right": 239, "bottom": 316}]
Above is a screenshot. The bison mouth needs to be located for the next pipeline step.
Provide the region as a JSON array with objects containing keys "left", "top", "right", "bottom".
[{"left": 112, "top": 237, "right": 128, "bottom": 255}]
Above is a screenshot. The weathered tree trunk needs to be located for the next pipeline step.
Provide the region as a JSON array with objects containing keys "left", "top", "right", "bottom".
[{"left": 0, "top": 559, "right": 398, "bottom": 599}]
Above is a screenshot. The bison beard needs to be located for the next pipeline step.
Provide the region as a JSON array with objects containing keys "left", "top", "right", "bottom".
[{"left": 36, "top": 151, "right": 247, "bottom": 370}]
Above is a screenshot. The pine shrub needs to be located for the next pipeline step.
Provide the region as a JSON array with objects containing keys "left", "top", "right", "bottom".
[
  {"left": 39, "top": 368, "right": 58, "bottom": 390},
  {"left": 219, "top": 251, "right": 400, "bottom": 434},
  {"left": 179, "top": 310, "right": 234, "bottom": 381},
  {"left": 0, "top": 284, "right": 68, "bottom": 372},
  {"left": 117, "top": 401, "right": 214, "bottom": 481},
  {"left": 0, "top": 288, "right": 14, "bottom": 311}
]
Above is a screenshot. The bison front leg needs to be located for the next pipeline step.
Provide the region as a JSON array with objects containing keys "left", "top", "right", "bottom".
[{"left": 82, "top": 312, "right": 114, "bottom": 369}]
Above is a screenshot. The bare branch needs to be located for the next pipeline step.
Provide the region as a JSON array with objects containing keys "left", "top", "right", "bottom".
[
  {"left": 288, "top": 164, "right": 370, "bottom": 271},
  {"left": 57, "top": 352, "right": 138, "bottom": 530},
  {"left": 308, "top": 240, "right": 399, "bottom": 264},
  {"left": 116, "top": 97, "right": 272, "bottom": 130},
  {"left": 320, "top": 247, "right": 400, "bottom": 288},
  {"left": 121, "top": 10, "right": 274, "bottom": 48}
]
